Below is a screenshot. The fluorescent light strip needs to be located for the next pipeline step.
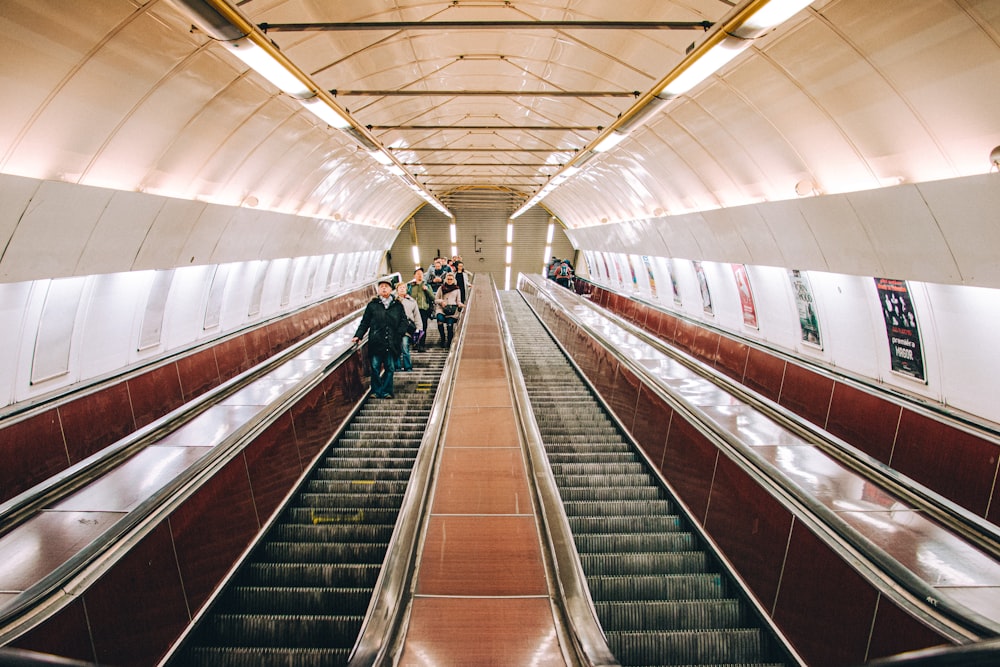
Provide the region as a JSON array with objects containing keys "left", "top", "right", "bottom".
[{"left": 225, "top": 39, "right": 313, "bottom": 99}]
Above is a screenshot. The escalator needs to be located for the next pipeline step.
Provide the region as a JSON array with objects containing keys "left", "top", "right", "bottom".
[
  {"left": 167, "top": 347, "right": 448, "bottom": 667},
  {"left": 500, "top": 291, "right": 795, "bottom": 667}
]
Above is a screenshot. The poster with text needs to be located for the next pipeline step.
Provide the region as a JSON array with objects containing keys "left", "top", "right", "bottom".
[
  {"left": 693, "top": 261, "right": 713, "bottom": 315},
  {"left": 789, "top": 270, "right": 822, "bottom": 347},
  {"left": 732, "top": 264, "right": 758, "bottom": 328},
  {"left": 666, "top": 258, "right": 682, "bottom": 305},
  {"left": 874, "top": 278, "right": 925, "bottom": 381}
]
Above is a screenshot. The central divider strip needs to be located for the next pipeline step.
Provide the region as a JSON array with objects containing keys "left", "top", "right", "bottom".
[{"left": 395, "top": 284, "right": 571, "bottom": 667}]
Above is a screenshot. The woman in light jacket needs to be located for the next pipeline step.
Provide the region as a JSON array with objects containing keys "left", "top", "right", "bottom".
[
  {"left": 434, "top": 272, "right": 464, "bottom": 348},
  {"left": 396, "top": 281, "right": 422, "bottom": 370}
]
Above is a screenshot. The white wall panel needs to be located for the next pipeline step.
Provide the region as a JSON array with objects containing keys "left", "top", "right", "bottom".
[
  {"left": 729, "top": 207, "right": 787, "bottom": 268},
  {"left": 132, "top": 198, "right": 209, "bottom": 271},
  {"left": 848, "top": 186, "right": 960, "bottom": 284},
  {"left": 77, "top": 272, "right": 148, "bottom": 380},
  {"left": 919, "top": 174, "right": 1000, "bottom": 286},
  {"left": 924, "top": 283, "right": 1000, "bottom": 419},
  {"left": 756, "top": 201, "right": 827, "bottom": 272},
  {"left": 703, "top": 209, "right": 753, "bottom": 264},
  {"left": 0, "top": 282, "right": 32, "bottom": 406},
  {"left": 78, "top": 190, "right": 166, "bottom": 276},
  {"left": 0, "top": 175, "right": 40, "bottom": 259},
  {"left": 0, "top": 181, "right": 112, "bottom": 281},
  {"left": 798, "top": 195, "right": 884, "bottom": 277}
]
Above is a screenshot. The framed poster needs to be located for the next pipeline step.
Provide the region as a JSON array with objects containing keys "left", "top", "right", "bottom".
[
  {"left": 874, "top": 277, "right": 925, "bottom": 381},
  {"left": 641, "top": 255, "right": 657, "bottom": 298},
  {"left": 789, "top": 269, "right": 821, "bottom": 347},
  {"left": 693, "top": 261, "right": 713, "bottom": 315},
  {"left": 666, "top": 258, "right": 682, "bottom": 305},
  {"left": 732, "top": 264, "right": 758, "bottom": 329}
]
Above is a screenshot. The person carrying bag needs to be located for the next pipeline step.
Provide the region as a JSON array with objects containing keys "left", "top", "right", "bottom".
[{"left": 434, "top": 273, "right": 464, "bottom": 348}]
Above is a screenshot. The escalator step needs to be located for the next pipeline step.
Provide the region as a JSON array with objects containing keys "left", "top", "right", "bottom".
[
  {"left": 580, "top": 551, "right": 708, "bottom": 576},
  {"left": 312, "top": 468, "right": 411, "bottom": 482},
  {"left": 606, "top": 628, "right": 764, "bottom": 665},
  {"left": 242, "top": 562, "right": 382, "bottom": 587},
  {"left": 574, "top": 532, "right": 695, "bottom": 553},
  {"left": 200, "top": 613, "right": 363, "bottom": 647},
  {"left": 305, "top": 479, "right": 410, "bottom": 494},
  {"left": 283, "top": 507, "right": 399, "bottom": 525},
  {"left": 568, "top": 515, "right": 684, "bottom": 534},
  {"left": 561, "top": 499, "right": 674, "bottom": 516},
  {"left": 295, "top": 492, "right": 406, "bottom": 509},
  {"left": 218, "top": 586, "right": 373, "bottom": 614},
  {"left": 586, "top": 573, "right": 729, "bottom": 603},
  {"left": 595, "top": 599, "right": 746, "bottom": 630},
  {"left": 185, "top": 646, "right": 350, "bottom": 667},
  {"left": 268, "top": 523, "right": 395, "bottom": 543},
  {"left": 558, "top": 485, "right": 663, "bottom": 502},
  {"left": 257, "top": 541, "right": 388, "bottom": 564}
]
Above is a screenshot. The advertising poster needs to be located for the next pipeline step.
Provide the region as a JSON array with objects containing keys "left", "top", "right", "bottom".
[
  {"left": 874, "top": 278, "right": 925, "bottom": 381},
  {"left": 641, "top": 255, "right": 657, "bottom": 298},
  {"left": 731, "top": 264, "right": 758, "bottom": 329},
  {"left": 693, "top": 261, "right": 713, "bottom": 315},
  {"left": 789, "top": 270, "right": 821, "bottom": 347},
  {"left": 666, "top": 258, "right": 682, "bottom": 305},
  {"left": 600, "top": 252, "right": 611, "bottom": 282},
  {"left": 627, "top": 255, "right": 639, "bottom": 291}
]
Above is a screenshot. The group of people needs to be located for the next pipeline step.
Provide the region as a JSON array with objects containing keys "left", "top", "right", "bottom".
[
  {"left": 547, "top": 257, "right": 575, "bottom": 289},
  {"left": 351, "top": 259, "right": 469, "bottom": 399}
]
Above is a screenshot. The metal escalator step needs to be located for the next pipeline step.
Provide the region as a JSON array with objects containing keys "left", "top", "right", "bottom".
[
  {"left": 218, "top": 586, "right": 373, "bottom": 615},
  {"left": 556, "top": 473, "right": 658, "bottom": 488},
  {"left": 268, "top": 523, "right": 396, "bottom": 544},
  {"left": 201, "top": 613, "right": 363, "bottom": 647},
  {"left": 561, "top": 499, "right": 674, "bottom": 517},
  {"left": 313, "top": 457, "right": 413, "bottom": 479},
  {"left": 283, "top": 506, "right": 400, "bottom": 525},
  {"left": 257, "top": 541, "right": 388, "bottom": 564},
  {"left": 322, "top": 447, "right": 417, "bottom": 468},
  {"left": 545, "top": 441, "right": 633, "bottom": 454},
  {"left": 550, "top": 462, "right": 648, "bottom": 476},
  {"left": 186, "top": 646, "right": 350, "bottom": 667},
  {"left": 546, "top": 452, "right": 639, "bottom": 464},
  {"left": 595, "top": 599, "right": 746, "bottom": 631},
  {"left": 312, "top": 468, "right": 411, "bottom": 482},
  {"left": 586, "top": 574, "right": 729, "bottom": 602},
  {"left": 568, "top": 515, "right": 684, "bottom": 534},
  {"left": 325, "top": 444, "right": 420, "bottom": 455},
  {"left": 606, "top": 628, "right": 764, "bottom": 665},
  {"left": 243, "top": 562, "right": 382, "bottom": 588},
  {"left": 574, "top": 532, "right": 695, "bottom": 553},
  {"left": 305, "top": 479, "right": 409, "bottom": 494},
  {"left": 558, "top": 485, "right": 663, "bottom": 502},
  {"left": 294, "top": 492, "right": 406, "bottom": 509},
  {"left": 580, "top": 551, "right": 708, "bottom": 576}
]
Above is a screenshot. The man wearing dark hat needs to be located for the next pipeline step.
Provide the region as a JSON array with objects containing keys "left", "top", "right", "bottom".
[{"left": 352, "top": 278, "right": 408, "bottom": 399}]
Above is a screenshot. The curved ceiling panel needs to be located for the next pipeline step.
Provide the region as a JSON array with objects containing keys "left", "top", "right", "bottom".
[
  {"left": 0, "top": 0, "right": 425, "bottom": 229},
  {"left": 547, "top": 0, "right": 1000, "bottom": 227},
  {"left": 1, "top": 0, "right": 997, "bottom": 231}
]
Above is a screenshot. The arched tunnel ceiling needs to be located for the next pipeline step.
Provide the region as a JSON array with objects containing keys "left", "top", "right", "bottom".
[{"left": 0, "top": 0, "right": 998, "bottom": 230}]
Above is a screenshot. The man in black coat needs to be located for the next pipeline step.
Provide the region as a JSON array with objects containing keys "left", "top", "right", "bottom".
[{"left": 352, "top": 278, "right": 409, "bottom": 399}]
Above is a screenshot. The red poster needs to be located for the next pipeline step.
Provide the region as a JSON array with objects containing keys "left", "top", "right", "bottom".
[{"left": 732, "top": 264, "right": 758, "bottom": 328}]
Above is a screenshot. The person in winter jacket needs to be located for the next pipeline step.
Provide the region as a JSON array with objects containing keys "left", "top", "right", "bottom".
[
  {"left": 395, "top": 281, "right": 422, "bottom": 371},
  {"left": 352, "top": 278, "right": 409, "bottom": 398},
  {"left": 434, "top": 272, "right": 464, "bottom": 348},
  {"left": 407, "top": 267, "right": 435, "bottom": 351}
]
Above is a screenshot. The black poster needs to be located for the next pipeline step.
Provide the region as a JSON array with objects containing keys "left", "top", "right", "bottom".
[{"left": 874, "top": 278, "right": 925, "bottom": 382}]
